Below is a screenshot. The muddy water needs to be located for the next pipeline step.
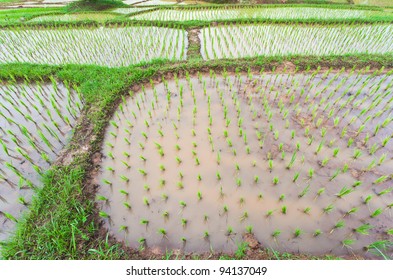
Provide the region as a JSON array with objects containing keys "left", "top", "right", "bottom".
[
  {"left": 97, "top": 71, "right": 393, "bottom": 257},
  {"left": 0, "top": 81, "right": 82, "bottom": 242}
]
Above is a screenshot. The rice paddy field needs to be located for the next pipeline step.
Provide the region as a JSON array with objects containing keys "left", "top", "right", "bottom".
[
  {"left": 130, "top": 6, "right": 392, "bottom": 21},
  {"left": 0, "top": 80, "right": 82, "bottom": 242},
  {"left": 0, "top": 26, "right": 187, "bottom": 67},
  {"left": 0, "top": 0, "right": 392, "bottom": 261},
  {"left": 200, "top": 24, "right": 393, "bottom": 59}
]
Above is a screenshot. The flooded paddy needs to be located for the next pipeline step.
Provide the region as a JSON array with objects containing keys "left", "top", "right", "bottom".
[
  {"left": 96, "top": 69, "right": 393, "bottom": 257},
  {"left": 130, "top": 7, "right": 389, "bottom": 21},
  {"left": 0, "top": 26, "right": 188, "bottom": 67},
  {"left": 0, "top": 80, "right": 82, "bottom": 242},
  {"left": 200, "top": 24, "right": 393, "bottom": 60}
]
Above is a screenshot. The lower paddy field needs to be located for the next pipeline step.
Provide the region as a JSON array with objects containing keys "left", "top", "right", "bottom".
[
  {"left": 0, "top": 0, "right": 392, "bottom": 260},
  {"left": 96, "top": 68, "right": 393, "bottom": 258}
]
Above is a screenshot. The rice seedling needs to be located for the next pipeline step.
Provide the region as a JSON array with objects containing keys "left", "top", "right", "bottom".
[
  {"left": 342, "top": 239, "right": 355, "bottom": 248},
  {"left": 314, "top": 229, "right": 322, "bottom": 237},
  {"left": 370, "top": 208, "right": 383, "bottom": 218},
  {"left": 354, "top": 223, "right": 373, "bottom": 237},
  {"left": 294, "top": 228, "right": 303, "bottom": 238},
  {"left": 323, "top": 204, "right": 335, "bottom": 214},
  {"left": 330, "top": 220, "right": 345, "bottom": 234},
  {"left": 272, "top": 230, "right": 281, "bottom": 239},
  {"left": 158, "top": 228, "right": 167, "bottom": 238},
  {"left": 336, "top": 186, "right": 354, "bottom": 198},
  {"left": 373, "top": 175, "right": 389, "bottom": 185}
]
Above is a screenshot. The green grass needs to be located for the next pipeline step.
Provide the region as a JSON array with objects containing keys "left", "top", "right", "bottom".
[
  {"left": 0, "top": 7, "right": 64, "bottom": 23},
  {"left": 1, "top": 167, "right": 127, "bottom": 259}
]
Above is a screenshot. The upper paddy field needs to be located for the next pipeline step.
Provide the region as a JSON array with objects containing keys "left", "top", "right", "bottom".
[{"left": 0, "top": 0, "right": 392, "bottom": 260}]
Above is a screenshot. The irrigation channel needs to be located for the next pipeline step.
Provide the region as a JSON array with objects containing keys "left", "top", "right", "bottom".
[
  {"left": 96, "top": 69, "right": 393, "bottom": 257},
  {"left": 0, "top": 80, "right": 82, "bottom": 242}
]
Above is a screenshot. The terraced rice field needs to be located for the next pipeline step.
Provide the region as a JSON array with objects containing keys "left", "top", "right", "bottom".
[
  {"left": 131, "top": 7, "right": 389, "bottom": 21},
  {"left": 0, "top": 80, "right": 82, "bottom": 241},
  {"left": 0, "top": 1, "right": 392, "bottom": 261},
  {"left": 200, "top": 24, "right": 393, "bottom": 60},
  {"left": 0, "top": 26, "right": 187, "bottom": 67},
  {"left": 96, "top": 69, "right": 393, "bottom": 256}
]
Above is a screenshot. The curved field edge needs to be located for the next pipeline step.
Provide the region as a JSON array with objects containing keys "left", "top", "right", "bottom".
[{"left": 1, "top": 55, "right": 392, "bottom": 260}]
